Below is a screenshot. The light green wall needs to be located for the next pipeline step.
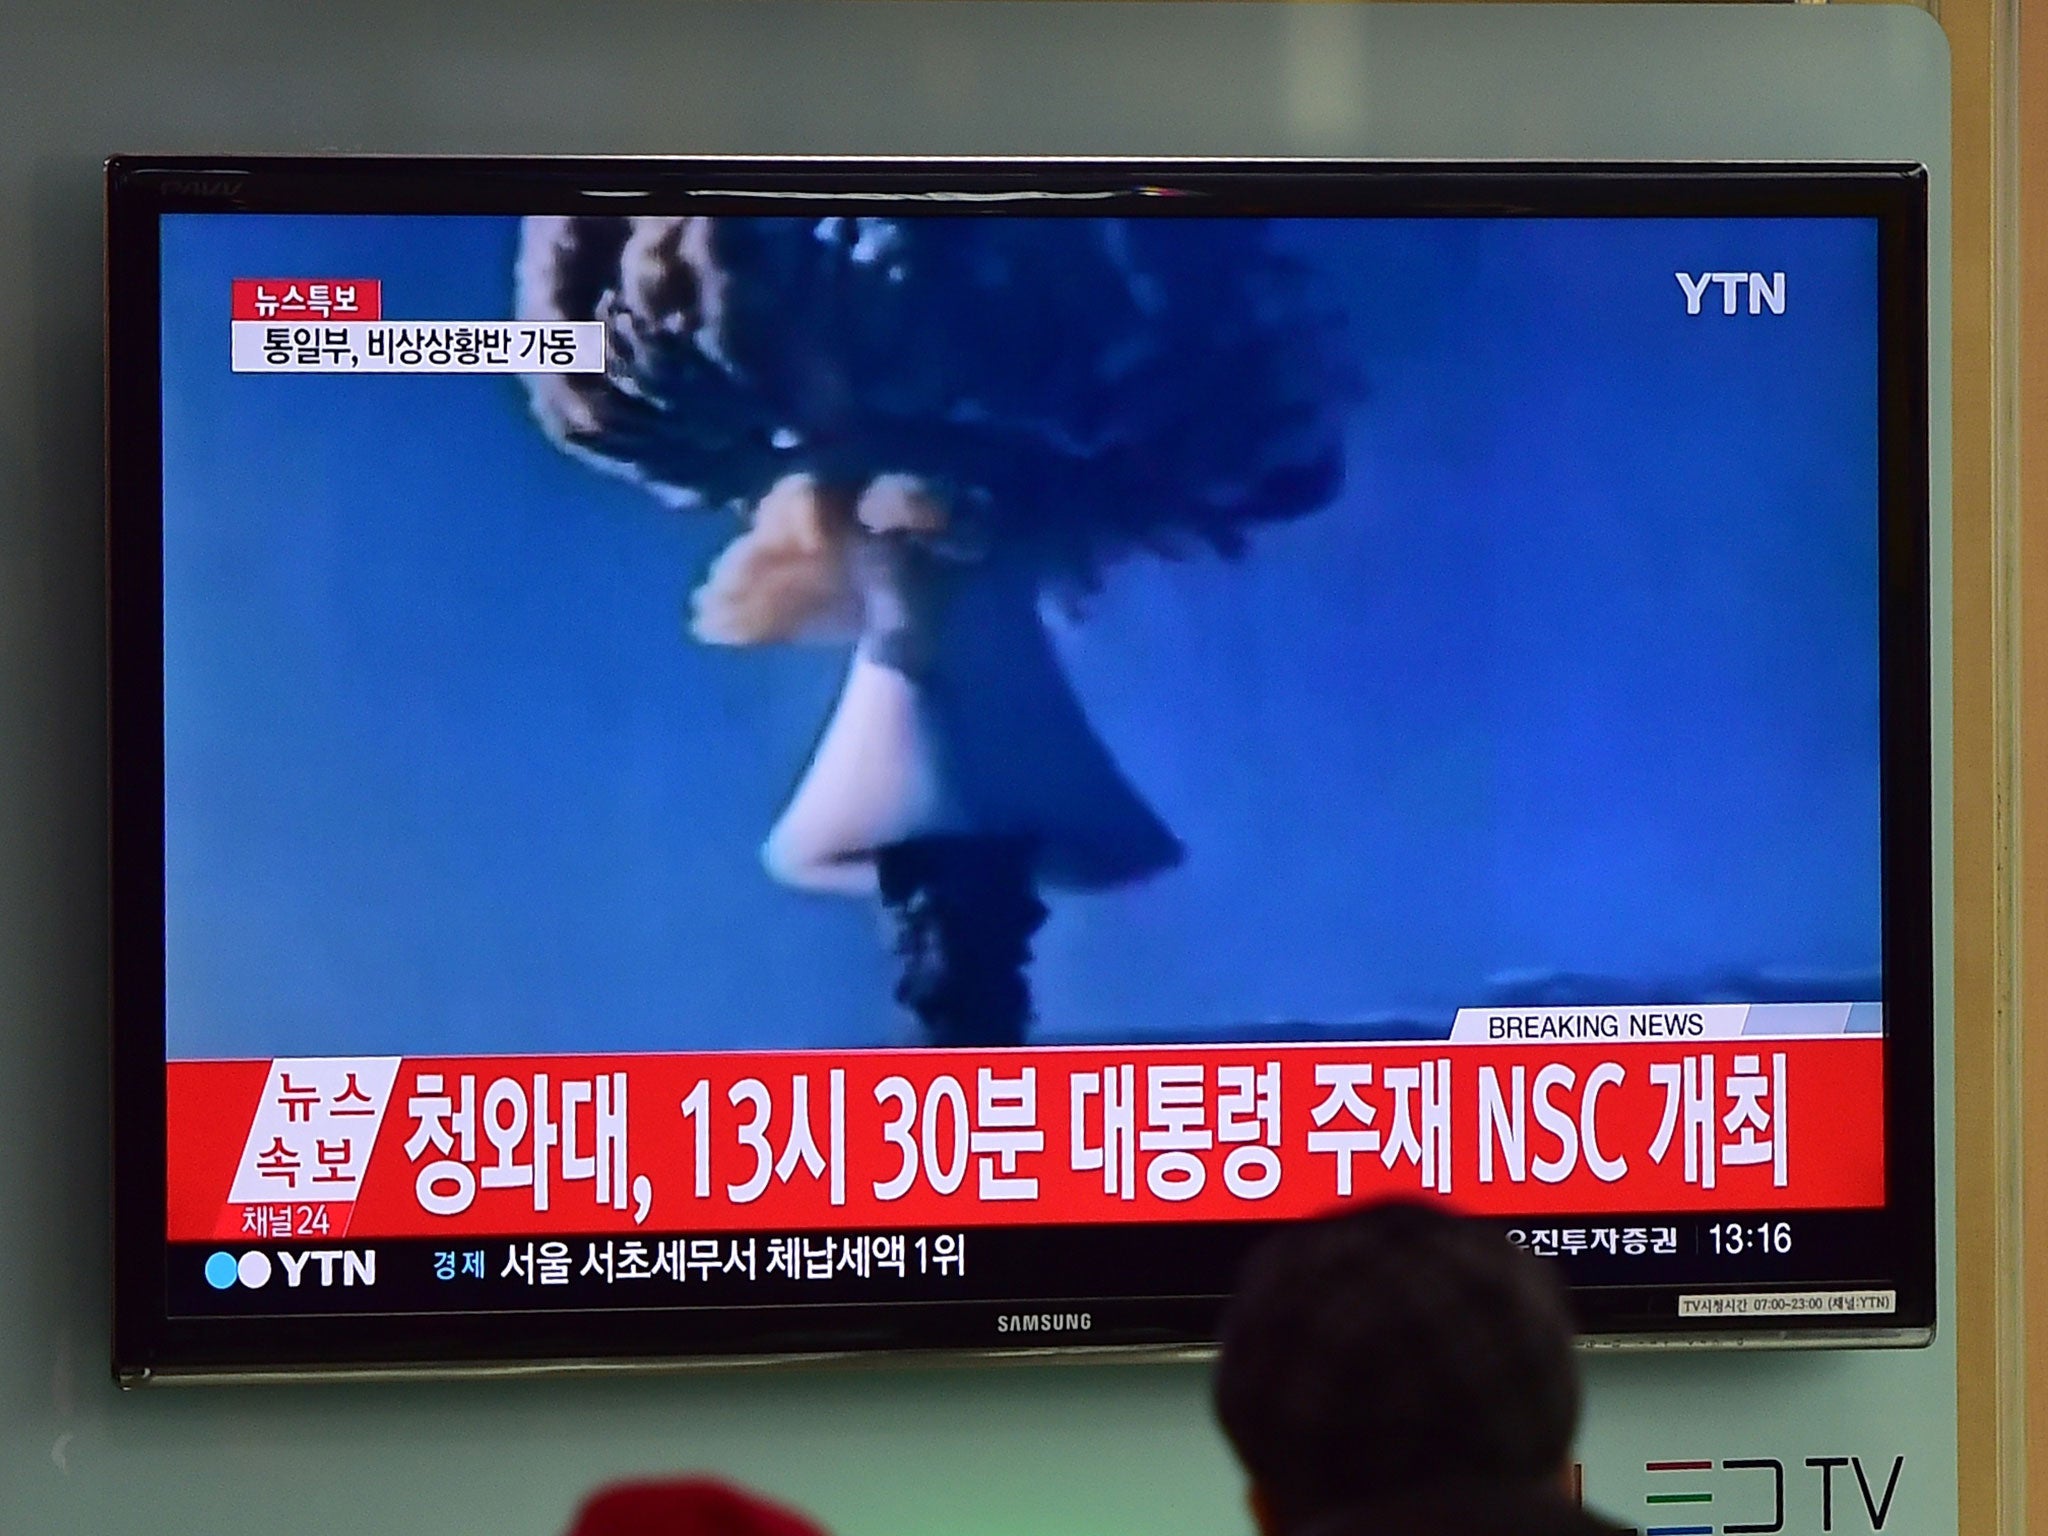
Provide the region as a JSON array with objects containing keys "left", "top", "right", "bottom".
[{"left": 0, "top": 5, "right": 1955, "bottom": 1533}]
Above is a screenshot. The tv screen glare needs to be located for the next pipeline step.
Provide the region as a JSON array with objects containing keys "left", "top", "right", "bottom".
[{"left": 107, "top": 158, "right": 1934, "bottom": 1381}]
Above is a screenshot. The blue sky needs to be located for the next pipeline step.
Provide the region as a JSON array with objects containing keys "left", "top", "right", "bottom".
[{"left": 161, "top": 211, "right": 1883, "bottom": 1058}]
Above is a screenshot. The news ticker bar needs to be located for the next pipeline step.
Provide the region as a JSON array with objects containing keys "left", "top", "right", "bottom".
[
  {"left": 166, "top": 1211, "right": 1902, "bottom": 1319},
  {"left": 175, "top": 1036, "right": 1884, "bottom": 1246},
  {"left": 229, "top": 320, "right": 606, "bottom": 373}
]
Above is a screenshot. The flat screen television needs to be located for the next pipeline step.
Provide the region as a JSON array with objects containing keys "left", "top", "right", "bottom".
[{"left": 107, "top": 156, "right": 1934, "bottom": 1382}]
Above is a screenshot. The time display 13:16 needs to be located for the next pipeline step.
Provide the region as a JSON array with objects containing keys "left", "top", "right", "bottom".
[{"left": 1708, "top": 1220, "right": 1793, "bottom": 1257}]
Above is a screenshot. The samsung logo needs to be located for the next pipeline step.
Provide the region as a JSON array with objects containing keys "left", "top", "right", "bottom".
[
  {"left": 160, "top": 176, "right": 245, "bottom": 199},
  {"left": 996, "top": 1311, "right": 1092, "bottom": 1335}
]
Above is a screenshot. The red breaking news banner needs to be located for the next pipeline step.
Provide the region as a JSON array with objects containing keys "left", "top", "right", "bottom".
[
  {"left": 168, "top": 1039, "right": 1884, "bottom": 1243},
  {"left": 230, "top": 278, "right": 383, "bottom": 321}
]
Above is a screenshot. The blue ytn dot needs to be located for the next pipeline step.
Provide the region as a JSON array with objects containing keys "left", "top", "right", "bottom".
[{"left": 203, "top": 1251, "right": 238, "bottom": 1290}]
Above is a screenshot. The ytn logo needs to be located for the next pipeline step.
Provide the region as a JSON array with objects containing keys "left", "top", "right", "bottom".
[
  {"left": 1677, "top": 272, "right": 1787, "bottom": 316},
  {"left": 204, "top": 1249, "right": 376, "bottom": 1289}
]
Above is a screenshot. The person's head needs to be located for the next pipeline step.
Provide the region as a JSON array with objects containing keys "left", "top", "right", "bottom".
[{"left": 1213, "top": 1200, "right": 1582, "bottom": 1536}]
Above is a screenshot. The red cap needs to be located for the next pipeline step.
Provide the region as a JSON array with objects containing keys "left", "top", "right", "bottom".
[{"left": 565, "top": 1478, "right": 831, "bottom": 1536}]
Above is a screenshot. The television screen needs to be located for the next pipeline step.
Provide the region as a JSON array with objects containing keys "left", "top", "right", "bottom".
[{"left": 108, "top": 158, "right": 1933, "bottom": 1381}]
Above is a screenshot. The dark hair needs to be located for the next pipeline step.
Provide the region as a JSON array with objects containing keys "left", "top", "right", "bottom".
[
  {"left": 1298, "top": 1484, "right": 1628, "bottom": 1536},
  {"left": 1213, "top": 1201, "right": 1582, "bottom": 1533}
]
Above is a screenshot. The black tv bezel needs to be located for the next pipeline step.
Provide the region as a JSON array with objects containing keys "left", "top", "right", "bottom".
[{"left": 106, "top": 156, "right": 1935, "bottom": 1383}]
